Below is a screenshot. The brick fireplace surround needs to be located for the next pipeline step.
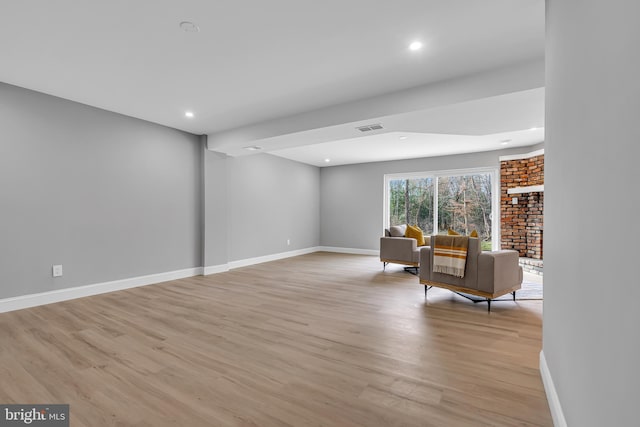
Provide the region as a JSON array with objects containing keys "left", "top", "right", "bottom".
[{"left": 500, "top": 149, "right": 544, "bottom": 260}]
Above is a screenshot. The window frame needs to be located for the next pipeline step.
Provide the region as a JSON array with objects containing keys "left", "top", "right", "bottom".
[{"left": 383, "top": 166, "right": 500, "bottom": 250}]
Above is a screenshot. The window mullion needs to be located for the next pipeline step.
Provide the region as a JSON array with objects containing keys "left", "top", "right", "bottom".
[{"left": 433, "top": 176, "right": 439, "bottom": 237}]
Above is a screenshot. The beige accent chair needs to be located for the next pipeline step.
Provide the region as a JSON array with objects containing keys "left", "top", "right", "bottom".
[
  {"left": 380, "top": 225, "right": 430, "bottom": 274},
  {"left": 419, "top": 236, "right": 522, "bottom": 311}
]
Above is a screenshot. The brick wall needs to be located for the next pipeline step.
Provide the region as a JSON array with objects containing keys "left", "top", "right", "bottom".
[{"left": 501, "top": 153, "right": 544, "bottom": 259}]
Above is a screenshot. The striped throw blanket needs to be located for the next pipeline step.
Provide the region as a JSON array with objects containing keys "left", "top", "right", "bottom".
[{"left": 433, "top": 235, "right": 469, "bottom": 278}]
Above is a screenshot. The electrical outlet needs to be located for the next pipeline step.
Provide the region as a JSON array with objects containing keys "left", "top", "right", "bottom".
[
  {"left": 287, "top": 239, "right": 291, "bottom": 246},
  {"left": 511, "top": 197, "right": 518, "bottom": 205},
  {"left": 52, "top": 264, "right": 63, "bottom": 277}
]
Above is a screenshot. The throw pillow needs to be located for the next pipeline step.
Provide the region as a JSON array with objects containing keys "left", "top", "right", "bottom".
[
  {"left": 448, "top": 228, "right": 479, "bottom": 238},
  {"left": 405, "top": 224, "right": 426, "bottom": 246},
  {"left": 389, "top": 224, "right": 407, "bottom": 237}
]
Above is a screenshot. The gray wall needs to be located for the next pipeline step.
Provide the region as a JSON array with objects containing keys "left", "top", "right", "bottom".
[
  {"left": 544, "top": 1, "right": 640, "bottom": 426},
  {"left": 225, "top": 153, "right": 320, "bottom": 262},
  {"left": 0, "top": 81, "right": 323, "bottom": 299},
  {"left": 0, "top": 82, "right": 202, "bottom": 299},
  {"left": 320, "top": 144, "right": 543, "bottom": 250},
  {"left": 203, "top": 149, "right": 229, "bottom": 267}
]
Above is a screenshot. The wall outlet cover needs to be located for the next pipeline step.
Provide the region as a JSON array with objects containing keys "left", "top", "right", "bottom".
[{"left": 52, "top": 265, "right": 63, "bottom": 277}]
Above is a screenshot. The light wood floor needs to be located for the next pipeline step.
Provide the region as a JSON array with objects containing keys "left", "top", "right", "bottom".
[{"left": 0, "top": 253, "right": 552, "bottom": 426}]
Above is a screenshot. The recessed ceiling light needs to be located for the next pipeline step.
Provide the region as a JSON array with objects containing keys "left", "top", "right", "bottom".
[
  {"left": 179, "top": 21, "right": 200, "bottom": 33},
  {"left": 500, "top": 139, "right": 512, "bottom": 145},
  {"left": 185, "top": 111, "right": 194, "bottom": 118},
  {"left": 529, "top": 127, "right": 539, "bottom": 131},
  {"left": 399, "top": 136, "right": 408, "bottom": 140},
  {"left": 324, "top": 158, "right": 331, "bottom": 163},
  {"left": 244, "top": 146, "right": 263, "bottom": 151},
  {"left": 409, "top": 41, "right": 423, "bottom": 51}
]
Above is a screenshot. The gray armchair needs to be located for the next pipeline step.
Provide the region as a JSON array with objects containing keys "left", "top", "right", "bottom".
[
  {"left": 380, "top": 225, "right": 430, "bottom": 274},
  {"left": 419, "top": 236, "right": 522, "bottom": 311}
]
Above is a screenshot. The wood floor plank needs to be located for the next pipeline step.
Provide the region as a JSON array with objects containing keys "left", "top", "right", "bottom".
[{"left": 0, "top": 252, "right": 552, "bottom": 426}]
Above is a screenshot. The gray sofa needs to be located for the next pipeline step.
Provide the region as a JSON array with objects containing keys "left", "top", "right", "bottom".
[
  {"left": 380, "top": 225, "right": 430, "bottom": 273},
  {"left": 419, "top": 236, "right": 522, "bottom": 311}
]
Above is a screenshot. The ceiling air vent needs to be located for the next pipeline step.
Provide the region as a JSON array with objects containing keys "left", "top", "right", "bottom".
[{"left": 356, "top": 123, "right": 384, "bottom": 132}]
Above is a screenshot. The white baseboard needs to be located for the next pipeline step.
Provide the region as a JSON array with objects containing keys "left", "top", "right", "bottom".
[
  {"left": 228, "top": 247, "right": 320, "bottom": 270},
  {"left": 203, "top": 264, "right": 230, "bottom": 275},
  {"left": 540, "top": 350, "right": 568, "bottom": 427},
  {"left": 211, "top": 246, "right": 378, "bottom": 272},
  {"left": 0, "top": 267, "right": 203, "bottom": 314},
  {"left": 317, "top": 246, "right": 379, "bottom": 256},
  {"left": 0, "top": 247, "right": 379, "bottom": 313}
]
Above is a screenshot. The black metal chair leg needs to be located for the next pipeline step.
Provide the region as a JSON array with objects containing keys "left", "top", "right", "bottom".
[
  {"left": 512, "top": 291, "right": 516, "bottom": 301},
  {"left": 404, "top": 266, "right": 418, "bottom": 275},
  {"left": 383, "top": 262, "right": 387, "bottom": 271},
  {"left": 487, "top": 299, "right": 491, "bottom": 312}
]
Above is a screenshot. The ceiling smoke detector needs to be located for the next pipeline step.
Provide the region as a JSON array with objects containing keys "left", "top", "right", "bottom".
[
  {"left": 356, "top": 123, "right": 384, "bottom": 132},
  {"left": 244, "top": 145, "right": 263, "bottom": 151}
]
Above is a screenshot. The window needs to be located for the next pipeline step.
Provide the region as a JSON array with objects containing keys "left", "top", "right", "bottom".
[
  {"left": 388, "top": 177, "right": 435, "bottom": 235},
  {"left": 384, "top": 168, "right": 499, "bottom": 250}
]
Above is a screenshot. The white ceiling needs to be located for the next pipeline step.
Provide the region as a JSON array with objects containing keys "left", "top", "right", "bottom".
[
  {"left": 270, "top": 88, "right": 545, "bottom": 167},
  {"left": 271, "top": 128, "right": 544, "bottom": 167},
  {"left": 1, "top": 0, "right": 545, "bottom": 165}
]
